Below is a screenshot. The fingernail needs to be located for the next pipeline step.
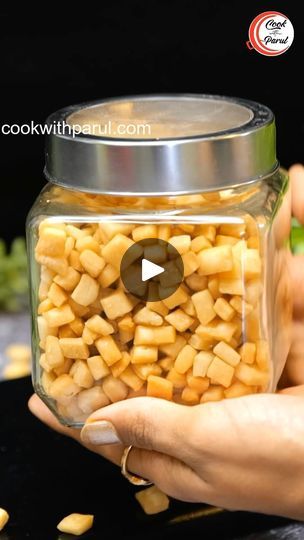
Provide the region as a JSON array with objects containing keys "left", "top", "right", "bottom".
[{"left": 81, "top": 420, "right": 121, "bottom": 445}]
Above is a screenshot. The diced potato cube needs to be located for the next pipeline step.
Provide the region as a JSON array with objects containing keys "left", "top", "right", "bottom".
[
  {"left": 185, "top": 273, "right": 208, "bottom": 292},
  {"left": 159, "top": 335, "right": 187, "bottom": 359},
  {"left": 162, "top": 286, "right": 188, "bottom": 309},
  {"left": 66, "top": 224, "right": 86, "bottom": 240},
  {"left": 79, "top": 249, "right": 105, "bottom": 277},
  {"left": 98, "top": 263, "right": 120, "bottom": 287},
  {"left": 166, "top": 367, "right": 187, "bottom": 388},
  {"left": 131, "top": 345, "right": 158, "bottom": 364},
  {"left": 146, "top": 301, "right": 169, "bottom": 317},
  {"left": 35, "top": 254, "right": 68, "bottom": 276},
  {"left": 186, "top": 374, "right": 209, "bottom": 393},
  {"left": 71, "top": 274, "right": 99, "bottom": 306},
  {"left": 45, "top": 335, "right": 65, "bottom": 368},
  {"left": 38, "top": 298, "right": 54, "bottom": 314},
  {"left": 120, "top": 366, "right": 144, "bottom": 391},
  {"left": 133, "top": 307, "right": 163, "bottom": 326},
  {"left": 213, "top": 341, "right": 240, "bottom": 367},
  {"left": 78, "top": 386, "right": 110, "bottom": 413},
  {"left": 134, "top": 325, "right": 176, "bottom": 346},
  {"left": 82, "top": 326, "right": 98, "bottom": 345},
  {"left": 235, "top": 362, "right": 269, "bottom": 386},
  {"left": 99, "top": 222, "right": 134, "bottom": 241},
  {"left": 102, "top": 234, "right": 138, "bottom": 269},
  {"left": 238, "top": 342, "right": 256, "bottom": 364},
  {"left": 69, "top": 249, "right": 85, "bottom": 272},
  {"left": 95, "top": 336, "right": 122, "bottom": 366},
  {"left": 111, "top": 351, "right": 131, "bottom": 377},
  {"left": 229, "top": 295, "right": 253, "bottom": 316},
  {"left": 174, "top": 344, "right": 197, "bottom": 374},
  {"left": 132, "top": 224, "right": 158, "bottom": 242},
  {"left": 69, "top": 317, "right": 85, "bottom": 336},
  {"left": 200, "top": 385, "right": 224, "bottom": 403},
  {"left": 54, "top": 267, "right": 81, "bottom": 291},
  {"left": 100, "top": 290, "right": 133, "bottom": 320},
  {"left": 85, "top": 314, "right": 114, "bottom": 336},
  {"left": 196, "top": 320, "right": 237, "bottom": 342},
  {"left": 87, "top": 355, "right": 110, "bottom": 380},
  {"left": 256, "top": 340, "right": 270, "bottom": 371},
  {"left": 165, "top": 309, "right": 194, "bottom": 332},
  {"left": 181, "top": 298, "right": 196, "bottom": 317},
  {"left": 75, "top": 235, "right": 100, "bottom": 253},
  {"left": 192, "top": 289, "right": 216, "bottom": 326},
  {"left": 158, "top": 224, "right": 171, "bottom": 241},
  {"left": 191, "top": 235, "right": 212, "bottom": 252},
  {"left": 36, "top": 227, "right": 66, "bottom": 257},
  {"left": 208, "top": 276, "right": 221, "bottom": 299},
  {"left": 182, "top": 251, "right": 199, "bottom": 277},
  {"left": 37, "top": 316, "right": 57, "bottom": 348},
  {"left": 224, "top": 381, "right": 254, "bottom": 399},
  {"left": 243, "top": 249, "right": 261, "bottom": 279},
  {"left": 49, "top": 374, "right": 81, "bottom": 404},
  {"left": 244, "top": 309, "right": 260, "bottom": 341},
  {"left": 179, "top": 223, "right": 195, "bottom": 233},
  {"left": 119, "top": 328, "right": 135, "bottom": 344},
  {"left": 207, "top": 357, "right": 234, "bottom": 387},
  {"left": 219, "top": 223, "right": 246, "bottom": 238},
  {"left": 41, "top": 370, "right": 56, "bottom": 393},
  {"left": 215, "top": 235, "right": 239, "bottom": 246},
  {"left": 102, "top": 375, "right": 128, "bottom": 402},
  {"left": 181, "top": 386, "right": 200, "bottom": 404},
  {"left": 57, "top": 513, "right": 94, "bottom": 536},
  {"left": 219, "top": 278, "right": 244, "bottom": 296},
  {"left": 68, "top": 298, "right": 89, "bottom": 318},
  {"left": 71, "top": 360, "right": 94, "bottom": 388},
  {"left": 0, "top": 507, "right": 9, "bottom": 531},
  {"left": 54, "top": 358, "right": 73, "bottom": 376},
  {"left": 213, "top": 297, "right": 235, "bottom": 321},
  {"left": 64, "top": 236, "right": 75, "bottom": 257},
  {"left": 245, "top": 279, "right": 262, "bottom": 306},
  {"left": 118, "top": 315, "right": 134, "bottom": 331},
  {"left": 193, "top": 351, "right": 214, "bottom": 377},
  {"left": 133, "top": 362, "right": 162, "bottom": 380},
  {"left": 47, "top": 282, "right": 68, "bottom": 307},
  {"left": 188, "top": 333, "right": 214, "bottom": 350},
  {"left": 59, "top": 337, "right": 89, "bottom": 359},
  {"left": 147, "top": 375, "right": 173, "bottom": 400},
  {"left": 168, "top": 235, "right": 191, "bottom": 254},
  {"left": 135, "top": 486, "right": 169, "bottom": 515},
  {"left": 197, "top": 245, "right": 233, "bottom": 275},
  {"left": 38, "top": 266, "right": 55, "bottom": 300},
  {"left": 196, "top": 224, "right": 216, "bottom": 242},
  {"left": 158, "top": 357, "right": 174, "bottom": 372}
]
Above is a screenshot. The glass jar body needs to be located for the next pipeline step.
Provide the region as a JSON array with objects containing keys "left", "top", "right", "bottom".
[{"left": 26, "top": 170, "right": 292, "bottom": 427}]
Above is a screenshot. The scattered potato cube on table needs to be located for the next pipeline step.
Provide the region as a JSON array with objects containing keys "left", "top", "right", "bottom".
[
  {"left": 57, "top": 513, "right": 94, "bottom": 536},
  {"left": 0, "top": 508, "right": 9, "bottom": 532},
  {"left": 135, "top": 486, "right": 170, "bottom": 515}
]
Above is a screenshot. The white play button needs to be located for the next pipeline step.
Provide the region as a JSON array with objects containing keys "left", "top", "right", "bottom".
[{"left": 141, "top": 258, "right": 165, "bottom": 282}]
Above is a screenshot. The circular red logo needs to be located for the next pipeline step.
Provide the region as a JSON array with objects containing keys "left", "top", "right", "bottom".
[{"left": 247, "top": 11, "right": 294, "bottom": 56}]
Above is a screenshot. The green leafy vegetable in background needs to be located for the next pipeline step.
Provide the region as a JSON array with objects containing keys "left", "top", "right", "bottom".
[
  {"left": 0, "top": 237, "right": 28, "bottom": 312},
  {"left": 291, "top": 218, "right": 304, "bottom": 254}
]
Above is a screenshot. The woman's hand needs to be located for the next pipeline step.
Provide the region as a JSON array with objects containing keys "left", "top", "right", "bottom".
[
  {"left": 29, "top": 391, "right": 304, "bottom": 519},
  {"left": 28, "top": 164, "right": 304, "bottom": 520}
]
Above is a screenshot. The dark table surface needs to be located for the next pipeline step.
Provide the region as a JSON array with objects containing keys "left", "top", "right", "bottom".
[{"left": 0, "top": 376, "right": 303, "bottom": 540}]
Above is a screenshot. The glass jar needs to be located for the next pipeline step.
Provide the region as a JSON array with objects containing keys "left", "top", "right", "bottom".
[{"left": 26, "top": 95, "right": 292, "bottom": 427}]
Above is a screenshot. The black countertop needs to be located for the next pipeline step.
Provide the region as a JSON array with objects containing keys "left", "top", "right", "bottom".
[{"left": 0, "top": 376, "right": 303, "bottom": 540}]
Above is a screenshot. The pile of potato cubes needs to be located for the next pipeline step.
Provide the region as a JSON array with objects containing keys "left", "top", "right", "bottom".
[{"left": 34, "top": 218, "right": 270, "bottom": 423}]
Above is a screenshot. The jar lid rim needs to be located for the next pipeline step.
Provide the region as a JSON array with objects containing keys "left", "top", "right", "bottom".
[{"left": 44, "top": 93, "right": 277, "bottom": 194}]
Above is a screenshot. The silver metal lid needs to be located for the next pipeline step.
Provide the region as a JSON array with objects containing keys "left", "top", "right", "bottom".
[{"left": 44, "top": 94, "right": 277, "bottom": 196}]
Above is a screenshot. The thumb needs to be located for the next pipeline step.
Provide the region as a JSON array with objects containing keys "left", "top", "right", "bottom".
[{"left": 80, "top": 396, "right": 195, "bottom": 461}]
